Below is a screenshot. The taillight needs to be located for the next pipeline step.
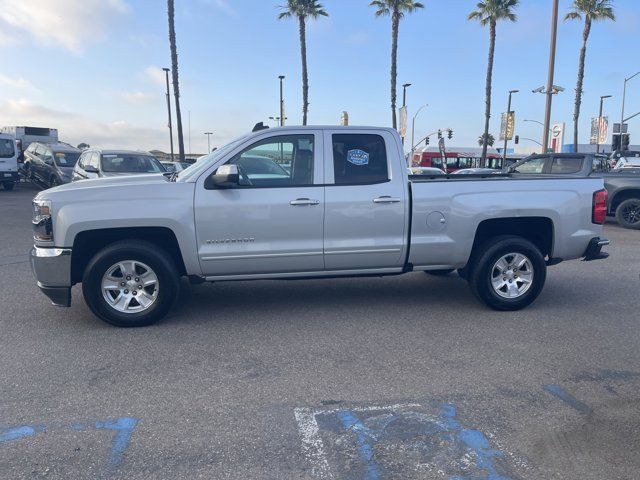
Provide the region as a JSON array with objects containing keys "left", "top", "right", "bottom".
[{"left": 592, "top": 189, "right": 607, "bottom": 224}]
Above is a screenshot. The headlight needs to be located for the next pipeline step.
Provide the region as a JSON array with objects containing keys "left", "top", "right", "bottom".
[{"left": 33, "top": 199, "right": 53, "bottom": 242}]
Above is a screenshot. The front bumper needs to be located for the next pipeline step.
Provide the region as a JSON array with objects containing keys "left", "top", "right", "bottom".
[
  {"left": 583, "top": 237, "right": 610, "bottom": 261},
  {"left": 30, "top": 246, "right": 72, "bottom": 307}
]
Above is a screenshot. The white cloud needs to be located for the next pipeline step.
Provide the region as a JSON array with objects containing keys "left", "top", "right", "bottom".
[
  {"left": 142, "top": 66, "right": 167, "bottom": 86},
  {"left": 0, "top": 99, "right": 168, "bottom": 151},
  {"left": 0, "top": 74, "right": 38, "bottom": 91},
  {"left": 120, "top": 91, "right": 156, "bottom": 105},
  {"left": 0, "top": 0, "right": 130, "bottom": 54}
]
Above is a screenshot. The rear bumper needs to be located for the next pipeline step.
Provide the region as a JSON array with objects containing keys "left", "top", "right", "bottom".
[
  {"left": 582, "top": 237, "right": 610, "bottom": 261},
  {"left": 1, "top": 172, "right": 18, "bottom": 182},
  {"left": 30, "top": 246, "right": 72, "bottom": 307}
]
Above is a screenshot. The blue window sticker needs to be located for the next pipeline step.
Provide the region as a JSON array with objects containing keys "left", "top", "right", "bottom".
[{"left": 347, "top": 149, "right": 369, "bottom": 166}]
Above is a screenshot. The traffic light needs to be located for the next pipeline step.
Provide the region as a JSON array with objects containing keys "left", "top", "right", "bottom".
[
  {"left": 425, "top": 136, "right": 430, "bottom": 145},
  {"left": 622, "top": 133, "right": 631, "bottom": 151},
  {"left": 437, "top": 129, "right": 442, "bottom": 139},
  {"left": 612, "top": 134, "right": 621, "bottom": 151},
  {"left": 515, "top": 135, "right": 520, "bottom": 144},
  {"left": 447, "top": 129, "right": 453, "bottom": 140}
]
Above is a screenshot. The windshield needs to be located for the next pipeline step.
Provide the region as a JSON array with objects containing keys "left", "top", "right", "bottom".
[
  {"left": 176, "top": 135, "right": 249, "bottom": 182},
  {"left": 0, "top": 138, "right": 15, "bottom": 158},
  {"left": 54, "top": 151, "right": 80, "bottom": 167},
  {"left": 101, "top": 154, "right": 165, "bottom": 173}
]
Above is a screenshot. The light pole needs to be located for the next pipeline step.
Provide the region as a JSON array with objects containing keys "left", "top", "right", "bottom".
[
  {"left": 402, "top": 83, "right": 412, "bottom": 108},
  {"left": 410, "top": 104, "right": 428, "bottom": 166},
  {"left": 204, "top": 132, "right": 213, "bottom": 153},
  {"left": 502, "top": 90, "right": 519, "bottom": 161},
  {"left": 278, "top": 75, "right": 285, "bottom": 127},
  {"left": 163, "top": 68, "right": 174, "bottom": 161},
  {"left": 596, "top": 95, "right": 612, "bottom": 154},
  {"left": 620, "top": 71, "right": 640, "bottom": 150},
  {"left": 542, "top": 0, "right": 560, "bottom": 154}
]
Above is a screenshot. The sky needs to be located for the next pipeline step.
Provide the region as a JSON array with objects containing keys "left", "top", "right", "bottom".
[{"left": 0, "top": 0, "right": 639, "bottom": 154}]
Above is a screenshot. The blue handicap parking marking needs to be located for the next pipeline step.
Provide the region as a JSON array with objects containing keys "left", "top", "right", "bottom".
[
  {"left": 0, "top": 417, "right": 139, "bottom": 469},
  {"left": 295, "top": 403, "right": 517, "bottom": 479}
]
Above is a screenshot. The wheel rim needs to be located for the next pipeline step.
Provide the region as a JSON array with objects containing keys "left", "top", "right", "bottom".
[
  {"left": 101, "top": 260, "right": 159, "bottom": 313},
  {"left": 490, "top": 253, "right": 534, "bottom": 299},
  {"left": 621, "top": 202, "right": 640, "bottom": 225}
]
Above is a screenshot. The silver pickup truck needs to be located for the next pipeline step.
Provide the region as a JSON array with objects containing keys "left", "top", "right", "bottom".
[{"left": 31, "top": 126, "right": 609, "bottom": 327}]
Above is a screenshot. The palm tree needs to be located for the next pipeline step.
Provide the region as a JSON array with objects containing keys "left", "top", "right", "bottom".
[
  {"left": 168, "top": 0, "right": 185, "bottom": 161},
  {"left": 468, "top": 0, "right": 519, "bottom": 166},
  {"left": 565, "top": 0, "right": 615, "bottom": 152},
  {"left": 478, "top": 133, "right": 495, "bottom": 147},
  {"left": 370, "top": 0, "right": 424, "bottom": 130},
  {"left": 278, "top": 0, "right": 328, "bottom": 126}
]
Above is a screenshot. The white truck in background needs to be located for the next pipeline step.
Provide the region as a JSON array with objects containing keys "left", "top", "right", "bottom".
[{"left": 1, "top": 126, "right": 59, "bottom": 163}]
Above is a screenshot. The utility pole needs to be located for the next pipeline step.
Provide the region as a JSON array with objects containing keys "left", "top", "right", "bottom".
[
  {"left": 204, "top": 132, "right": 213, "bottom": 153},
  {"left": 402, "top": 83, "right": 411, "bottom": 109},
  {"left": 596, "top": 95, "right": 611, "bottom": 154},
  {"left": 620, "top": 71, "right": 640, "bottom": 151},
  {"left": 542, "top": 0, "right": 559, "bottom": 154},
  {"left": 502, "top": 90, "right": 519, "bottom": 162},
  {"left": 163, "top": 68, "right": 174, "bottom": 161},
  {"left": 279, "top": 75, "right": 285, "bottom": 127}
]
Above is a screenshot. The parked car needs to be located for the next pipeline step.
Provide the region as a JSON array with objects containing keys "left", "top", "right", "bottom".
[
  {"left": 161, "top": 161, "right": 191, "bottom": 173},
  {"left": 409, "top": 167, "right": 446, "bottom": 176},
  {"left": 30, "top": 126, "right": 609, "bottom": 327},
  {"left": 0, "top": 133, "right": 19, "bottom": 190},
  {"left": 612, "top": 151, "right": 640, "bottom": 170},
  {"left": 508, "top": 153, "right": 640, "bottom": 229},
  {"left": 453, "top": 168, "right": 500, "bottom": 175},
  {"left": 23, "top": 142, "right": 81, "bottom": 188},
  {"left": 72, "top": 149, "right": 166, "bottom": 180}
]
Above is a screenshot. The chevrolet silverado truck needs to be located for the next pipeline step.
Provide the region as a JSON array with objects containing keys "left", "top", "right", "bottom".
[
  {"left": 509, "top": 152, "right": 640, "bottom": 229},
  {"left": 31, "top": 126, "right": 609, "bottom": 327}
]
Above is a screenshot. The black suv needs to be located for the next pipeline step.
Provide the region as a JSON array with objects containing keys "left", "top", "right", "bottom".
[{"left": 23, "top": 142, "right": 81, "bottom": 188}]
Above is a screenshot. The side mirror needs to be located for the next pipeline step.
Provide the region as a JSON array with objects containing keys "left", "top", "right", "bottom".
[
  {"left": 84, "top": 165, "right": 99, "bottom": 174},
  {"left": 205, "top": 164, "right": 240, "bottom": 189}
]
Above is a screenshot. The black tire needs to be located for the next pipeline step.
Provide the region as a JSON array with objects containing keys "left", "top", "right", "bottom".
[
  {"left": 82, "top": 240, "right": 180, "bottom": 327},
  {"left": 3, "top": 182, "right": 14, "bottom": 191},
  {"left": 615, "top": 198, "right": 640, "bottom": 230},
  {"left": 424, "top": 269, "right": 455, "bottom": 276},
  {"left": 468, "top": 235, "right": 546, "bottom": 311}
]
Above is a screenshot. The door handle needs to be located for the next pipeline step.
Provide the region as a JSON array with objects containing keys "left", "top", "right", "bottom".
[
  {"left": 373, "top": 196, "right": 401, "bottom": 204},
  {"left": 290, "top": 198, "right": 320, "bottom": 206}
]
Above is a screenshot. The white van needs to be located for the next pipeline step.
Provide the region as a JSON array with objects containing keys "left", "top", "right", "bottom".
[{"left": 0, "top": 134, "right": 19, "bottom": 190}]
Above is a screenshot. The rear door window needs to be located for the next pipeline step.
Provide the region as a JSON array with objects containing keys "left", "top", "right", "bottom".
[
  {"left": 332, "top": 134, "right": 389, "bottom": 185},
  {"left": 550, "top": 156, "right": 583, "bottom": 174},
  {"left": 0, "top": 138, "right": 15, "bottom": 158},
  {"left": 513, "top": 157, "right": 546, "bottom": 174}
]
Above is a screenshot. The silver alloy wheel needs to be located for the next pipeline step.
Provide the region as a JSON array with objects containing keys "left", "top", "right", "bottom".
[
  {"left": 101, "top": 260, "right": 159, "bottom": 313},
  {"left": 490, "top": 252, "right": 534, "bottom": 299}
]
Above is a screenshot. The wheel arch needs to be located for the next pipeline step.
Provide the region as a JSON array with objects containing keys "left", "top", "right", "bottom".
[
  {"left": 609, "top": 188, "right": 640, "bottom": 214},
  {"left": 71, "top": 227, "right": 187, "bottom": 284}
]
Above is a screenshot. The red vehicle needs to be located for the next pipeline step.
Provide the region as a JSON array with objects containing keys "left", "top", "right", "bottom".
[{"left": 412, "top": 147, "right": 504, "bottom": 173}]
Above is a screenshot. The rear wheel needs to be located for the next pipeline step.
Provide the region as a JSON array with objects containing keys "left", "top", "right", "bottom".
[
  {"left": 468, "top": 236, "right": 546, "bottom": 311},
  {"left": 615, "top": 198, "right": 640, "bottom": 230},
  {"left": 82, "top": 240, "right": 180, "bottom": 327}
]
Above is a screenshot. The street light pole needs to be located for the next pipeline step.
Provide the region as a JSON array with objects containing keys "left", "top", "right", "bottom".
[
  {"left": 278, "top": 75, "right": 285, "bottom": 127},
  {"left": 502, "top": 90, "right": 519, "bottom": 162},
  {"left": 410, "top": 104, "right": 427, "bottom": 166},
  {"left": 542, "top": 0, "right": 559, "bottom": 154},
  {"left": 204, "top": 132, "right": 213, "bottom": 153},
  {"left": 163, "top": 68, "right": 174, "bottom": 161},
  {"left": 596, "top": 95, "right": 612, "bottom": 154},
  {"left": 402, "top": 83, "right": 411, "bottom": 108},
  {"left": 621, "top": 71, "right": 640, "bottom": 150}
]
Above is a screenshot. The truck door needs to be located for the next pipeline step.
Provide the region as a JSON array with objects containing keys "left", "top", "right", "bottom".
[
  {"left": 323, "top": 130, "right": 408, "bottom": 270},
  {"left": 194, "top": 131, "right": 325, "bottom": 277}
]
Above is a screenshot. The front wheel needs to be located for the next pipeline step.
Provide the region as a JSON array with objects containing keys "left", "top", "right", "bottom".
[
  {"left": 615, "top": 198, "right": 640, "bottom": 230},
  {"left": 82, "top": 240, "right": 180, "bottom": 327},
  {"left": 468, "top": 236, "right": 546, "bottom": 311}
]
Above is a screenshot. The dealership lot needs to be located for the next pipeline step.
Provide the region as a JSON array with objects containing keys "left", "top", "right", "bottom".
[{"left": 1, "top": 183, "right": 639, "bottom": 479}]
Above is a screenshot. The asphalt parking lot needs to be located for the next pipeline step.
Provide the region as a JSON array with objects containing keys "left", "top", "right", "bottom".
[{"left": 1, "top": 181, "right": 639, "bottom": 480}]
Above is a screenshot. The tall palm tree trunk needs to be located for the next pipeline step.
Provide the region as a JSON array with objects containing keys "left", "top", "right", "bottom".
[
  {"left": 390, "top": 10, "right": 400, "bottom": 130},
  {"left": 298, "top": 15, "right": 309, "bottom": 126},
  {"left": 168, "top": 0, "right": 185, "bottom": 161},
  {"left": 481, "top": 20, "right": 496, "bottom": 167},
  {"left": 573, "top": 18, "right": 591, "bottom": 153}
]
